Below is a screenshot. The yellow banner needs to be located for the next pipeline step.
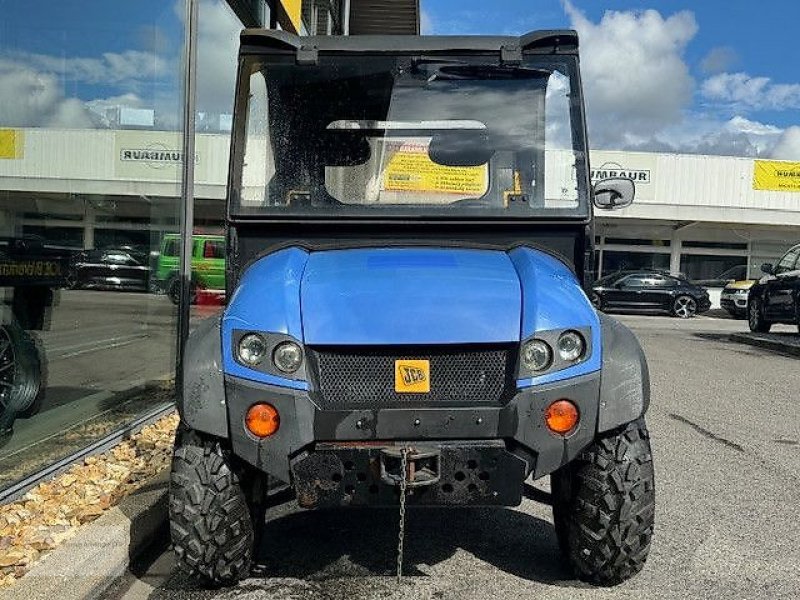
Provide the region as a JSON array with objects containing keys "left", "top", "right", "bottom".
[
  {"left": 753, "top": 160, "right": 800, "bottom": 192},
  {"left": 278, "top": 0, "right": 302, "bottom": 33},
  {"left": 0, "top": 129, "right": 23, "bottom": 159},
  {"left": 383, "top": 144, "right": 487, "bottom": 195}
]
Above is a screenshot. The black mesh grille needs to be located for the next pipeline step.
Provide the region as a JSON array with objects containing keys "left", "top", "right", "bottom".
[{"left": 309, "top": 345, "right": 515, "bottom": 409}]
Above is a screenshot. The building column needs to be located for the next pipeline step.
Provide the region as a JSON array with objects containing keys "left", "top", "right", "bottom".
[
  {"left": 83, "top": 202, "right": 95, "bottom": 250},
  {"left": 669, "top": 231, "right": 682, "bottom": 275}
]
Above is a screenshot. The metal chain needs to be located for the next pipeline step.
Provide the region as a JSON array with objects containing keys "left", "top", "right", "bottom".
[{"left": 396, "top": 446, "right": 409, "bottom": 583}]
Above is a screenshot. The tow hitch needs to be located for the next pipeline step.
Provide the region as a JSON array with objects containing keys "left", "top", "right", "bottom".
[{"left": 380, "top": 447, "right": 441, "bottom": 488}]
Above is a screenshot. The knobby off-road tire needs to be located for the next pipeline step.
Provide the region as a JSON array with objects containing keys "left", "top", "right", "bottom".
[
  {"left": 169, "top": 427, "right": 262, "bottom": 586},
  {"left": 0, "top": 321, "right": 45, "bottom": 442},
  {"left": 551, "top": 418, "right": 655, "bottom": 586}
]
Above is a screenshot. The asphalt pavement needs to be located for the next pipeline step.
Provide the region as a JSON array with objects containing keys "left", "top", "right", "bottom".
[
  {"left": 105, "top": 313, "right": 800, "bottom": 600},
  {"left": 0, "top": 290, "right": 219, "bottom": 491}
]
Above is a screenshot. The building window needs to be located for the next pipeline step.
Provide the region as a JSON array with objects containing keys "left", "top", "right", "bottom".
[
  {"left": 602, "top": 251, "right": 670, "bottom": 274},
  {"left": 680, "top": 255, "right": 747, "bottom": 283}
]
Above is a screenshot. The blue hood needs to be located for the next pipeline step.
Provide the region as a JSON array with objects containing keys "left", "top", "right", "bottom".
[
  {"left": 222, "top": 245, "right": 600, "bottom": 386},
  {"left": 300, "top": 248, "right": 521, "bottom": 345}
]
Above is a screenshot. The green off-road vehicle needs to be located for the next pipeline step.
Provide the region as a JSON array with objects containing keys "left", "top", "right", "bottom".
[{"left": 155, "top": 233, "right": 225, "bottom": 304}]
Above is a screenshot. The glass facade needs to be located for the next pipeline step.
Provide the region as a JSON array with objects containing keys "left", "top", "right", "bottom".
[
  {"left": 0, "top": 1, "right": 185, "bottom": 493},
  {"left": 601, "top": 250, "right": 670, "bottom": 274}
]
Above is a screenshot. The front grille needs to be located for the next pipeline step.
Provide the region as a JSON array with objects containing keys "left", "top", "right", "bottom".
[{"left": 308, "top": 345, "right": 516, "bottom": 409}]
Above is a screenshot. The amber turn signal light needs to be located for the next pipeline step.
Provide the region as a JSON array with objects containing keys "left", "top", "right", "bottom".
[
  {"left": 245, "top": 403, "right": 280, "bottom": 438},
  {"left": 545, "top": 399, "right": 579, "bottom": 435}
]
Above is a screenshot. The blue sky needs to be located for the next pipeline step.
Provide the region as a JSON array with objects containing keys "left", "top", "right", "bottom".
[
  {"left": 422, "top": 1, "right": 800, "bottom": 157},
  {"left": 0, "top": 0, "right": 798, "bottom": 157}
]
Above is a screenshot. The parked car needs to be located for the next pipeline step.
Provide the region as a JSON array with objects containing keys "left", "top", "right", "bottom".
[
  {"left": 692, "top": 264, "right": 748, "bottom": 288},
  {"left": 720, "top": 278, "right": 757, "bottom": 318},
  {"left": 748, "top": 243, "right": 800, "bottom": 333},
  {"left": 592, "top": 270, "right": 711, "bottom": 318},
  {"left": 154, "top": 233, "right": 225, "bottom": 304},
  {"left": 71, "top": 248, "right": 150, "bottom": 292}
]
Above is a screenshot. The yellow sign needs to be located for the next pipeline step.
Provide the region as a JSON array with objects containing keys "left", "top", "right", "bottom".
[
  {"left": 395, "top": 360, "right": 430, "bottom": 393},
  {"left": 277, "top": 0, "right": 302, "bottom": 34},
  {"left": 383, "top": 143, "right": 487, "bottom": 195},
  {"left": 0, "top": 129, "right": 23, "bottom": 159},
  {"left": 753, "top": 160, "right": 800, "bottom": 192}
]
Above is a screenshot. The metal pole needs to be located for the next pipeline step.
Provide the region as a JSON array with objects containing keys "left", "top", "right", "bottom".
[
  {"left": 342, "top": 0, "right": 351, "bottom": 34},
  {"left": 176, "top": 0, "right": 199, "bottom": 393}
]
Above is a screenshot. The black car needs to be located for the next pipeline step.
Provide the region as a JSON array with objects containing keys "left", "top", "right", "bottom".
[
  {"left": 747, "top": 243, "right": 800, "bottom": 333},
  {"left": 591, "top": 270, "right": 711, "bottom": 318},
  {"left": 71, "top": 248, "right": 150, "bottom": 292}
]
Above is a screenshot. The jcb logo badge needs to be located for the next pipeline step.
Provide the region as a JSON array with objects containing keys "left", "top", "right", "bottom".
[{"left": 394, "top": 360, "right": 430, "bottom": 393}]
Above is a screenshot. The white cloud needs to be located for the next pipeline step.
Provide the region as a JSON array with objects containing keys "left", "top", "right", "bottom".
[
  {"left": 563, "top": 1, "right": 697, "bottom": 149},
  {"left": 771, "top": 127, "right": 800, "bottom": 160},
  {"left": 0, "top": 60, "right": 94, "bottom": 128},
  {"left": 699, "top": 46, "right": 737, "bottom": 75},
  {"left": 420, "top": 9, "right": 433, "bottom": 35},
  {"left": 20, "top": 50, "right": 170, "bottom": 86},
  {"left": 701, "top": 72, "right": 800, "bottom": 111},
  {"left": 725, "top": 115, "right": 782, "bottom": 136},
  {"left": 193, "top": 0, "right": 240, "bottom": 118}
]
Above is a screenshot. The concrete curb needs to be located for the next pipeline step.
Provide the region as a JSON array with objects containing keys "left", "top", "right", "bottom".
[
  {"left": 729, "top": 332, "right": 800, "bottom": 357},
  {"left": 2, "top": 470, "right": 169, "bottom": 600}
]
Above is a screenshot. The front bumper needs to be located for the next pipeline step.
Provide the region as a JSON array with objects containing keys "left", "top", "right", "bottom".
[
  {"left": 720, "top": 293, "right": 748, "bottom": 313},
  {"left": 225, "top": 372, "right": 600, "bottom": 506},
  {"left": 291, "top": 441, "right": 527, "bottom": 508}
]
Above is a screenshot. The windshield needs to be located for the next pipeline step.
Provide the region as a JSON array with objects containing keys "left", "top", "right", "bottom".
[{"left": 232, "top": 54, "right": 588, "bottom": 219}]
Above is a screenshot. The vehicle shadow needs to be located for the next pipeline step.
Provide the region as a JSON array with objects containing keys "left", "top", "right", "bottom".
[{"left": 247, "top": 504, "right": 582, "bottom": 587}]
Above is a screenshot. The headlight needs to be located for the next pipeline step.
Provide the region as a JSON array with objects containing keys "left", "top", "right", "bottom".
[
  {"left": 273, "top": 341, "right": 303, "bottom": 373},
  {"left": 238, "top": 333, "right": 267, "bottom": 366},
  {"left": 521, "top": 339, "right": 552, "bottom": 372},
  {"left": 557, "top": 331, "right": 585, "bottom": 362}
]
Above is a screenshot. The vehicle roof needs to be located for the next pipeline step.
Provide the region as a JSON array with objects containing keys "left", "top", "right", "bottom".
[
  {"left": 239, "top": 29, "right": 579, "bottom": 57},
  {"left": 597, "top": 270, "right": 689, "bottom": 283}
]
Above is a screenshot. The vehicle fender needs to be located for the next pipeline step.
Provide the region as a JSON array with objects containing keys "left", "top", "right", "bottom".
[
  {"left": 179, "top": 315, "right": 228, "bottom": 438},
  {"left": 597, "top": 313, "right": 650, "bottom": 432}
]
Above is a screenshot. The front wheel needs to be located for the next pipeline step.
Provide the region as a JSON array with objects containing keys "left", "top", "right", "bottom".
[
  {"left": 552, "top": 419, "right": 655, "bottom": 586},
  {"left": 167, "top": 276, "right": 196, "bottom": 306},
  {"left": 748, "top": 298, "right": 771, "bottom": 333},
  {"left": 169, "top": 427, "right": 261, "bottom": 586},
  {"left": 0, "top": 322, "right": 44, "bottom": 426},
  {"left": 672, "top": 295, "right": 697, "bottom": 319}
]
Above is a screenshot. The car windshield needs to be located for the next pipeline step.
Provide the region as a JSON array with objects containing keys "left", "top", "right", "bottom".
[{"left": 232, "top": 54, "right": 587, "bottom": 219}]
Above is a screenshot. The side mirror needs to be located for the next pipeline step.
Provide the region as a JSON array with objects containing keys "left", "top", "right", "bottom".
[
  {"left": 760, "top": 263, "right": 774, "bottom": 275},
  {"left": 593, "top": 177, "right": 635, "bottom": 210}
]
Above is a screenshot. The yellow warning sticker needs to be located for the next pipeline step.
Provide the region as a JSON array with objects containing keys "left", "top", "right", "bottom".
[
  {"left": 383, "top": 143, "right": 487, "bottom": 195},
  {"left": 394, "top": 360, "right": 430, "bottom": 394},
  {"left": 0, "top": 129, "right": 23, "bottom": 159}
]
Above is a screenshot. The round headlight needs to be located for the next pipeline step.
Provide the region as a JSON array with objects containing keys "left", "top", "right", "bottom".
[
  {"left": 557, "top": 331, "right": 585, "bottom": 362},
  {"left": 238, "top": 333, "right": 267, "bottom": 366},
  {"left": 273, "top": 341, "right": 303, "bottom": 373},
  {"left": 521, "top": 339, "right": 553, "bottom": 372}
]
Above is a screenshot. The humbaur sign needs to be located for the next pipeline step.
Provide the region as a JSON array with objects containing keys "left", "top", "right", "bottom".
[
  {"left": 590, "top": 161, "right": 650, "bottom": 184},
  {"left": 114, "top": 131, "right": 204, "bottom": 181},
  {"left": 120, "top": 147, "right": 186, "bottom": 166}
]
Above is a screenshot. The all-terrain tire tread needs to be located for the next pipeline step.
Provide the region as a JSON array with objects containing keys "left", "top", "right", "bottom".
[
  {"left": 552, "top": 418, "right": 655, "bottom": 586},
  {"left": 169, "top": 427, "right": 254, "bottom": 586}
]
